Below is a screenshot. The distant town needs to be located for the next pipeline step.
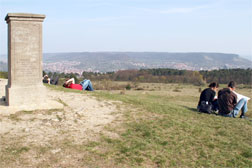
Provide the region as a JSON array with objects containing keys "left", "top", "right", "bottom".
[
  {"left": 1, "top": 52, "right": 252, "bottom": 74},
  {"left": 42, "top": 52, "right": 252, "bottom": 74}
]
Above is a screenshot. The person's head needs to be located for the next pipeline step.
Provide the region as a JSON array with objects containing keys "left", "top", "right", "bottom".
[
  {"left": 209, "top": 82, "right": 219, "bottom": 91},
  {"left": 63, "top": 78, "right": 70, "bottom": 88},
  {"left": 228, "top": 81, "right": 236, "bottom": 91},
  {"left": 63, "top": 83, "right": 67, "bottom": 87},
  {"left": 44, "top": 75, "right": 48, "bottom": 79}
]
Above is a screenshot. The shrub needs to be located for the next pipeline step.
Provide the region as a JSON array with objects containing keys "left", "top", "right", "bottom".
[
  {"left": 125, "top": 84, "right": 131, "bottom": 90},
  {"left": 135, "top": 87, "right": 144, "bottom": 90}
]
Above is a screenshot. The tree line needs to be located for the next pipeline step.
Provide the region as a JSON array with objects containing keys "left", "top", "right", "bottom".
[
  {"left": 200, "top": 69, "right": 251, "bottom": 85},
  {"left": 43, "top": 68, "right": 251, "bottom": 85},
  {"left": 1, "top": 68, "right": 250, "bottom": 85}
]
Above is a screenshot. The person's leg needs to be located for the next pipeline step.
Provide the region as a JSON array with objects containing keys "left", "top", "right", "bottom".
[
  {"left": 79, "top": 79, "right": 86, "bottom": 86},
  {"left": 80, "top": 79, "right": 88, "bottom": 90},
  {"left": 86, "top": 80, "right": 94, "bottom": 91},
  {"left": 80, "top": 80, "right": 94, "bottom": 91},
  {"left": 240, "top": 99, "right": 248, "bottom": 118},
  {"left": 233, "top": 98, "right": 248, "bottom": 117}
]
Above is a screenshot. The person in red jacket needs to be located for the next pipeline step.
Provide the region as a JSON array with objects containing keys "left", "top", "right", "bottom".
[{"left": 63, "top": 78, "right": 94, "bottom": 91}]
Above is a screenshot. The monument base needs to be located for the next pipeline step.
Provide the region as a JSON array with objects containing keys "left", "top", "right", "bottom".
[
  {"left": 6, "top": 84, "right": 47, "bottom": 106},
  {"left": 4, "top": 84, "right": 63, "bottom": 112}
]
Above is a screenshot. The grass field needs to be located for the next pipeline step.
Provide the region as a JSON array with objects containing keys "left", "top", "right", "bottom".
[
  {"left": 46, "top": 82, "right": 252, "bottom": 167},
  {"left": 1, "top": 81, "right": 252, "bottom": 167}
]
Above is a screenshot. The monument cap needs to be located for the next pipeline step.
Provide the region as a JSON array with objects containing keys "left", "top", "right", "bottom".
[{"left": 5, "top": 13, "right": 46, "bottom": 23}]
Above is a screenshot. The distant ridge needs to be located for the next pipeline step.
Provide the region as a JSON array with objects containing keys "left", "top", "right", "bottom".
[
  {"left": 43, "top": 52, "right": 252, "bottom": 73},
  {"left": 0, "top": 52, "right": 251, "bottom": 73}
]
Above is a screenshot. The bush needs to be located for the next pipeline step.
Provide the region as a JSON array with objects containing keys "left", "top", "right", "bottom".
[
  {"left": 135, "top": 87, "right": 144, "bottom": 90},
  {"left": 125, "top": 84, "right": 131, "bottom": 90}
]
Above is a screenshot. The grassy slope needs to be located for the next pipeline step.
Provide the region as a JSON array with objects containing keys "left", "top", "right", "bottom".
[
  {"left": 86, "top": 83, "right": 252, "bottom": 167},
  {"left": 48, "top": 83, "right": 252, "bottom": 167},
  {"left": 1, "top": 83, "right": 252, "bottom": 167}
]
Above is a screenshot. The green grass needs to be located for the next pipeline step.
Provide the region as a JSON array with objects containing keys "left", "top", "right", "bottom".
[
  {"left": 7, "top": 109, "right": 62, "bottom": 121},
  {"left": 0, "top": 71, "right": 8, "bottom": 79},
  {"left": 0, "top": 135, "right": 30, "bottom": 165},
  {"left": 57, "top": 98, "right": 68, "bottom": 107},
  {"left": 86, "top": 84, "right": 252, "bottom": 167},
  {"left": 44, "top": 83, "right": 252, "bottom": 167},
  {"left": 2, "top": 83, "right": 251, "bottom": 167}
]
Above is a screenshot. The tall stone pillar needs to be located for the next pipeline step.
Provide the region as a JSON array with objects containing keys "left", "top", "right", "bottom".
[{"left": 5, "top": 13, "right": 46, "bottom": 106}]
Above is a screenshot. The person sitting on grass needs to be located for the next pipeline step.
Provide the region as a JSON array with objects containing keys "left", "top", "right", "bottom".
[
  {"left": 63, "top": 78, "right": 94, "bottom": 91},
  {"left": 197, "top": 82, "right": 219, "bottom": 113},
  {"left": 42, "top": 75, "right": 51, "bottom": 84},
  {"left": 218, "top": 81, "right": 248, "bottom": 118},
  {"left": 42, "top": 75, "right": 59, "bottom": 85}
]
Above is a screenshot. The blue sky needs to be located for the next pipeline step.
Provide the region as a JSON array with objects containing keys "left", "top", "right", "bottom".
[{"left": 0, "top": 0, "right": 251, "bottom": 59}]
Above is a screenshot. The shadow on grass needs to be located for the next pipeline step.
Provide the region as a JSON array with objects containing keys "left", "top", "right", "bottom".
[
  {"left": 180, "top": 105, "right": 198, "bottom": 113},
  {"left": 181, "top": 105, "right": 227, "bottom": 118},
  {"left": 180, "top": 105, "right": 217, "bottom": 115}
]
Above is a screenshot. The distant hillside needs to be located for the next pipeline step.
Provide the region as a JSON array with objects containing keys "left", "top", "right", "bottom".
[
  {"left": 0, "top": 52, "right": 251, "bottom": 73},
  {"left": 43, "top": 52, "right": 252, "bottom": 73}
]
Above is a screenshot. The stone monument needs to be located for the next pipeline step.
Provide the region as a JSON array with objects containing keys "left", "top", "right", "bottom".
[{"left": 5, "top": 13, "right": 47, "bottom": 107}]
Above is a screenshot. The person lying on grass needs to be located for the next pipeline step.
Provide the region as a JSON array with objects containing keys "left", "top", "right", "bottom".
[
  {"left": 63, "top": 78, "right": 94, "bottom": 91},
  {"left": 197, "top": 82, "right": 219, "bottom": 114}
]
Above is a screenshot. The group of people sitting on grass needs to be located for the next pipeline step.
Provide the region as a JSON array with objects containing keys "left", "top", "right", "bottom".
[
  {"left": 43, "top": 75, "right": 94, "bottom": 91},
  {"left": 197, "top": 81, "right": 250, "bottom": 119}
]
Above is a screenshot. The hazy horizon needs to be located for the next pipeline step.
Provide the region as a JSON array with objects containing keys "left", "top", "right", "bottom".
[{"left": 0, "top": 51, "right": 251, "bottom": 62}]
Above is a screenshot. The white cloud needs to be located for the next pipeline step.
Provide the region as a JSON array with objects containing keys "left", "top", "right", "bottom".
[
  {"left": 77, "top": 16, "right": 132, "bottom": 23},
  {"left": 160, "top": 6, "right": 207, "bottom": 14},
  {"left": 131, "top": 5, "right": 209, "bottom": 15}
]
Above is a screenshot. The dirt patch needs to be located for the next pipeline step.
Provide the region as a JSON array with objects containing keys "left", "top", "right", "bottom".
[
  {"left": 0, "top": 79, "right": 124, "bottom": 167},
  {"left": 0, "top": 90, "right": 121, "bottom": 142}
]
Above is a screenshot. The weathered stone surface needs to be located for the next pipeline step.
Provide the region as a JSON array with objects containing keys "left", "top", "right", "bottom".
[
  {"left": 3, "top": 13, "right": 62, "bottom": 110},
  {"left": 5, "top": 13, "right": 46, "bottom": 106},
  {"left": 0, "top": 79, "right": 63, "bottom": 112}
]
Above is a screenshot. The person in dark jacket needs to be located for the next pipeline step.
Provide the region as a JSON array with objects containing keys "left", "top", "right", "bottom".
[
  {"left": 42, "top": 75, "right": 50, "bottom": 84},
  {"left": 42, "top": 75, "right": 59, "bottom": 85},
  {"left": 197, "top": 82, "right": 219, "bottom": 113},
  {"left": 218, "top": 81, "right": 248, "bottom": 118}
]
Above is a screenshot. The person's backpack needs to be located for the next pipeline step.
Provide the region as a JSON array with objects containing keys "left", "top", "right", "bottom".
[{"left": 199, "top": 101, "right": 212, "bottom": 114}]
